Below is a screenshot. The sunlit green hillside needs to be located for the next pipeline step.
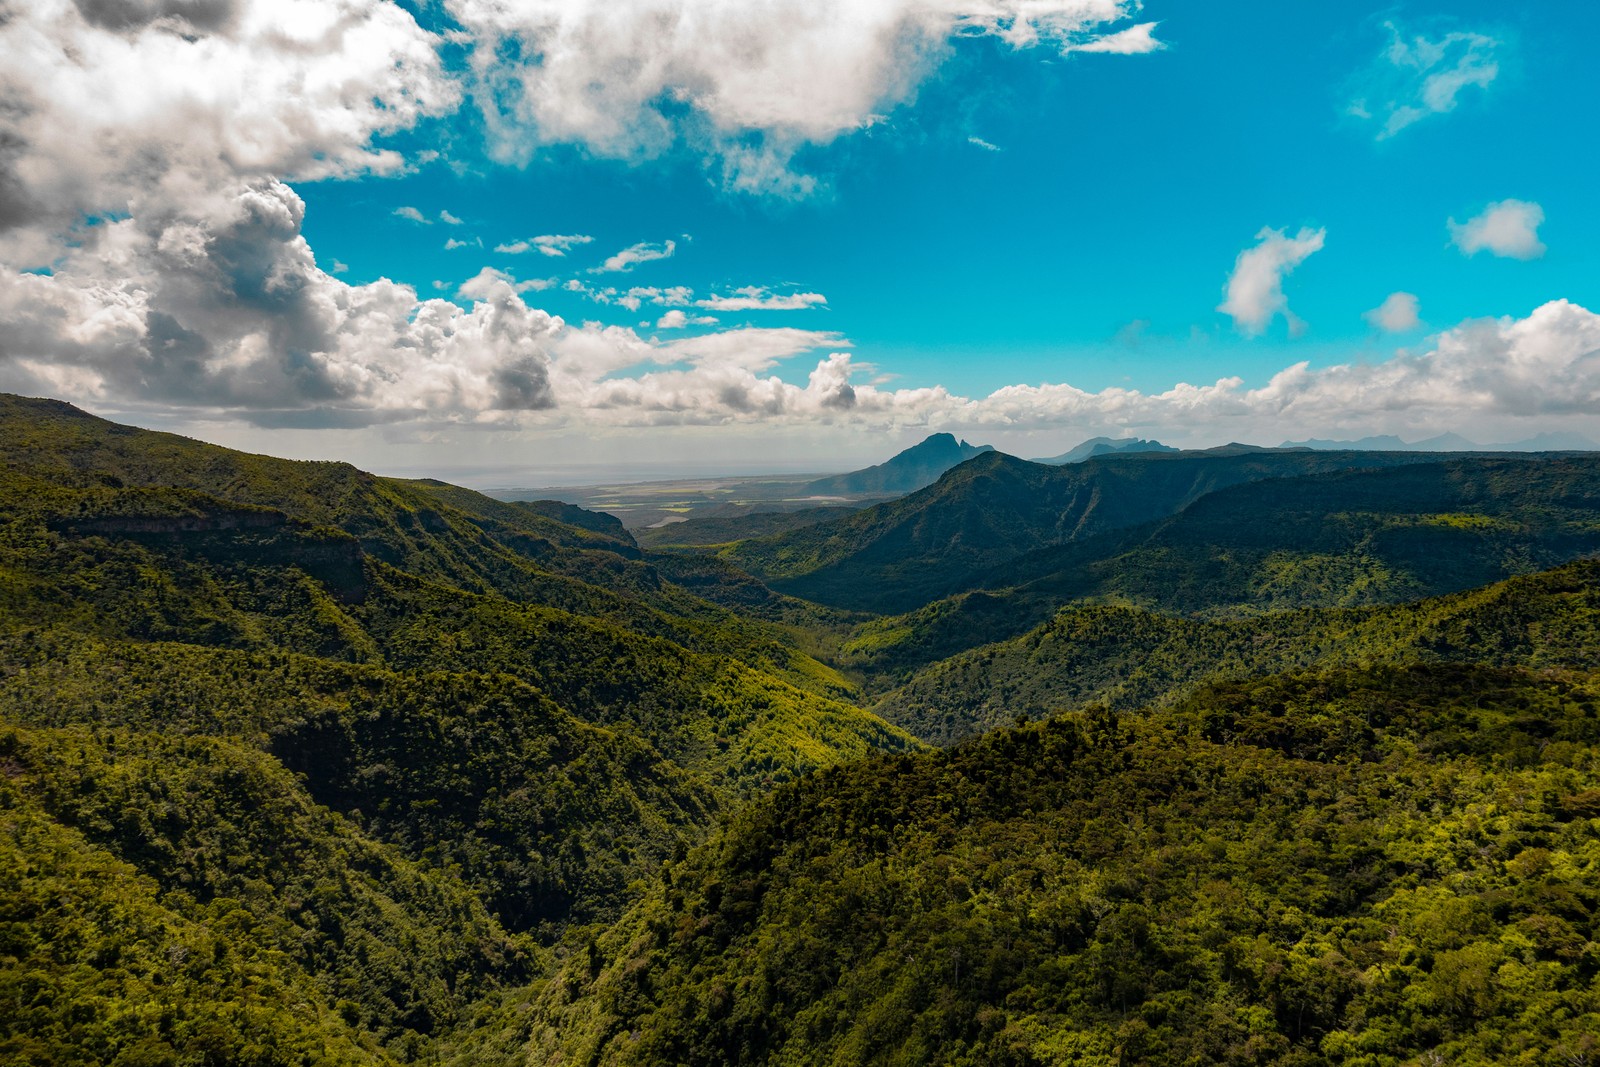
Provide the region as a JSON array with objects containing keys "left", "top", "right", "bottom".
[{"left": 3, "top": 395, "right": 1597, "bottom": 1066}]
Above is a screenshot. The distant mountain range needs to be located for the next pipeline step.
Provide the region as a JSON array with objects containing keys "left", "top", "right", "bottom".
[
  {"left": 1030, "top": 436, "right": 1176, "bottom": 464},
  {"left": 732, "top": 448, "right": 1470, "bottom": 614},
  {"left": 804, "top": 432, "right": 994, "bottom": 496},
  {"left": 796, "top": 429, "right": 1597, "bottom": 505},
  {"left": 1281, "top": 431, "right": 1599, "bottom": 451}
]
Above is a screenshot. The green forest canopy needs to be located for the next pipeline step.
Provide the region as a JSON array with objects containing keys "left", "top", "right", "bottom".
[{"left": 2, "top": 394, "right": 1597, "bottom": 1065}]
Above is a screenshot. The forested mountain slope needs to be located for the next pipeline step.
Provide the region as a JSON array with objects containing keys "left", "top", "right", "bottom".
[
  {"left": 834, "top": 454, "right": 1600, "bottom": 685},
  {"left": 635, "top": 504, "right": 860, "bottom": 550},
  {"left": 527, "top": 664, "right": 1600, "bottom": 1066},
  {"left": 725, "top": 448, "right": 1473, "bottom": 613},
  {"left": 875, "top": 559, "right": 1600, "bottom": 743},
  {"left": 6, "top": 394, "right": 1599, "bottom": 1067},
  {"left": 2, "top": 719, "right": 528, "bottom": 1064},
  {"left": 0, "top": 395, "right": 916, "bottom": 1061},
  {"left": 0, "top": 396, "right": 842, "bottom": 686}
]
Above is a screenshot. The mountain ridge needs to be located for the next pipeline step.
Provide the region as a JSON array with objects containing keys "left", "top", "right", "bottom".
[
  {"left": 727, "top": 447, "right": 1481, "bottom": 614},
  {"left": 802, "top": 431, "right": 995, "bottom": 497},
  {"left": 872, "top": 557, "right": 1600, "bottom": 744},
  {"left": 1030, "top": 435, "right": 1176, "bottom": 464}
]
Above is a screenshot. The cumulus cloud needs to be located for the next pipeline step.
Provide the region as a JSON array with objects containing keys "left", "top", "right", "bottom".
[
  {"left": 592, "top": 240, "right": 677, "bottom": 273},
  {"left": 623, "top": 286, "right": 694, "bottom": 311},
  {"left": 1365, "top": 292, "right": 1421, "bottom": 333},
  {"left": 696, "top": 287, "right": 828, "bottom": 312},
  {"left": 574, "top": 282, "right": 826, "bottom": 314},
  {"left": 537, "top": 322, "right": 859, "bottom": 421},
  {"left": 656, "top": 309, "right": 719, "bottom": 329},
  {"left": 0, "top": 181, "right": 562, "bottom": 421},
  {"left": 458, "top": 265, "right": 555, "bottom": 298},
  {"left": 0, "top": 0, "right": 457, "bottom": 268},
  {"left": 448, "top": 0, "right": 1163, "bottom": 195},
  {"left": 9, "top": 203, "right": 1600, "bottom": 443},
  {"left": 0, "top": 0, "right": 1169, "bottom": 436},
  {"left": 394, "top": 206, "right": 430, "bottom": 223},
  {"left": 1218, "top": 226, "right": 1326, "bottom": 337},
  {"left": 1349, "top": 21, "right": 1500, "bottom": 140},
  {"left": 528, "top": 298, "right": 1600, "bottom": 439},
  {"left": 1450, "top": 200, "right": 1546, "bottom": 260},
  {"left": 0, "top": 0, "right": 568, "bottom": 428}
]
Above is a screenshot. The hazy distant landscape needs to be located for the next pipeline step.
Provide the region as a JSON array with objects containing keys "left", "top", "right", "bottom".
[{"left": 503, "top": 429, "right": 1600, "bottom": 535}]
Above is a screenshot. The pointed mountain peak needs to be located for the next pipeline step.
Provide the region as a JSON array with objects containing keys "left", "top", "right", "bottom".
[{"left": 805, "top": 433, "right": 997, "bottom": 497}]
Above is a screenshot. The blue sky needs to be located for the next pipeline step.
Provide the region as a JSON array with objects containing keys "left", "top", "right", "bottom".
[
  {"left": 3, "top": 0, "right": 1599, "bottom": 479},
  {"left": 309, "top": 1, "right": 1598, "bottom": 395}
]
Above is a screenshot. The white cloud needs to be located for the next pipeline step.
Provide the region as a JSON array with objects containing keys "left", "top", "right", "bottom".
[
  {"left": 0, "top": 0, "right": 457, "bottom": 266},
  {"left": 656, "top": 310, "right": 720, "bottom": 329},
  {"left": 458, "top": 267, "right": 511, "bottom": 299},
  {"left": 1450, "top": 200, "right": 1546, "bottom": 260},
  {"left": 0, "top": 1, "right": 550, "bottom": 428},
  {"left": 1218, "top": 226, "right": 1326, "bottom": 337},
  {"left": 592, "top": 240, "right": 677, "bottom": 273},
  {"left": 448, "top": 0, "right": 1163, "bottom": 195},
  {"left": 1350, "top": 22, "right": 1500, "bottom": 140},
  {"left": 445, "top": 237, "right": 479, "bottom": 250},
  {"left": 654, "top": 309, "right": 721, "bottom": 330},
  {"left": 535, "top": 234, "right": 595, "bottom": 257},
  {"left": 393, "top": 206, "right": 431, "bottom": 223},
  {"left": 627, "top": 286, "right": 694, "bottom": 310},
  {"left": 9, "top": 200, "right": 1600, "bottom": 445},
  {"left": 968, "top": 136, "right": 1002, "bottom": 152},
  {"left": 458, "top": 266, "right": 555, "bottom": 299},
  {"left": 331, "top": 259, "right": 350, "bottom": 275},
  {"left": 440, "top": 209, "right": 464, "bottom": 225},
  {"left": 496, "top": 233, "right": 595, "bottom": 257},
  {"left": 0, "top": 182, "right": 562, "bottom": 421},
  {"left": 1365, "top": 292, "right": 1421, "bottom": 333},
  {"left": 567, "top": 283, "right": 699, "bottom": 311},
  {"left": 1066, "top": 21, "right": 1163, "bottom": 55},
  {"left": 532, "top": 298, "right": 1600, "bottom": 439},
  {"left": 695, "top": 287, "right": 828, "bottom": 312}
]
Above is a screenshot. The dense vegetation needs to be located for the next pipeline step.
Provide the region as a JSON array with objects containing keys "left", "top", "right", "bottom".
[
  {"left": 4, "top": 394, "right": 1599, "bottom": 1064},
  {"left": 634, "top": 505, "right": 860, "bottom": 550},
  {"left": 724, "top": 448, "right": 1464, "bottom": 613},
  {"left": 529, "top": 664, "right": 1600, "bottom": 1066},
  {"left": 874, "top": 559, "right": 1600, "bottom": 744},
  {"left": 2, "top": 719, "right": 525, "bottom": 1063},
  {"left": 829, "top": 454, "right": 1600, "bottom": 687},
  {"left": 0, "top": 396, "right": 915, "bottom": 1062}
]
